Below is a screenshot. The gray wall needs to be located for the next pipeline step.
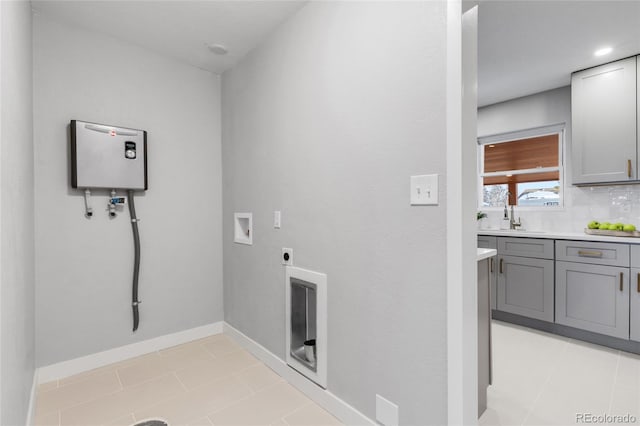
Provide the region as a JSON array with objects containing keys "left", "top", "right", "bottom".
[
  {"left": 478, "top": 86, "right": 571, "bottom": 141},
  {"left": 477, "top": 86, "right": 632, "bottom": 232},
  {"left": 1, "top": 1, "right": 35, "bottom": 424},
  {"left": 33, "top": 15, "right": 224, "bottom": 367},
  {"left": 222, "top": 2, "right": 448, "bottom": 424}
]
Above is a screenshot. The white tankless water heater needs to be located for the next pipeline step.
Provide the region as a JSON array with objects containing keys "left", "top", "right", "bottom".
[{"left": 70, "top": 120, "right": 148, "bottom": 190}]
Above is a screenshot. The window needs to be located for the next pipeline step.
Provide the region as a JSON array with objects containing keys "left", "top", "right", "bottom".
[{"left": 478, "top": 125, "right": 564, "bottom": 208}]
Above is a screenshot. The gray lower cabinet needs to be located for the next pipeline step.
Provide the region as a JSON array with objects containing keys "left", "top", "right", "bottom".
[
  {"left": 497, "top": 255, "right": 554, "bottom": 322},
  {"left": 631, "top": 268, "right": 640, "bottom": 342},
  {"left": 556, "top": 261, "right": 629, "bottom": 339},
  {"left": 477, "top": 258, "right": 491, "bottom": 417},
  {"left": 477, "top": 236, "right": 497, "bottom": 309}
]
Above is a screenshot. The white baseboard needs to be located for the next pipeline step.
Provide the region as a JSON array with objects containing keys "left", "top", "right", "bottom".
[
  {"left": 223, "top": 322, "right": 374, "bottom": 426},
  {"left": 37, "top": 322, "right": 223, "bottom": 384},
  {"left": 26, "top": 369, "right": 38, "bottom": 426}
]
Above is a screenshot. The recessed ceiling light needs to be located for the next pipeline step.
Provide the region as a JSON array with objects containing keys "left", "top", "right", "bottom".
[
  {"left": 207, "top": 44, "right": 228, "bottom": 55},
  {"left": 594, "top": 47, "right": 613, "bottom": 57}
]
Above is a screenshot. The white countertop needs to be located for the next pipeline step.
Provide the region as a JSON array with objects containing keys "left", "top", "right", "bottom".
[
  {"left": 478, "top": 229, "right": 640, "bottom": 244},
  {"left": 477, "top": 248, "right": 497, "bottom": 261}
]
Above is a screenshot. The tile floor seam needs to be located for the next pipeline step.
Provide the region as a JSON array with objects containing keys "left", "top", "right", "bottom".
[
  {"left": 607, "top": 351, "right": 622, "bottom": 413},
  {"left": 280, "top": 401, "right": 316, "bottom": 423},
  {"left": 116, "top": 370, "right": 180, "bottom": 390},
  {"left": 115, "top": 369, "right": 125, "bottom": 391},
  {"left": 54, "top": 372, "right": 181, "bottom": 424},
  {"left": 173, "top": 371, "right": 190, "bottom": 392},
  {"left": 202, "top": 387, "right": 259, "bottom": 418},
  {"left": 37, "top": 382, "right": 124, "bottom": 418},
  {"left": 43, "top": 370, "right": 121, "bottom": 395},
  {"left": 517, "top": 331, "right": 570, "bottom": 426},
  {"left": 253, "top": 377, "right": 288, "bottom": 394},
  {"left": 101, "top": 389, "right": 186, "bottom": 426}
]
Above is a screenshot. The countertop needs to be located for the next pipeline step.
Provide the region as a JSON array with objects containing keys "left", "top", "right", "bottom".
[
  {"left": 477, "top": 248, "right": 497, "bottom": 261},
  {"left": 478, "top": 229, "right": 640, "bottom": 244}
]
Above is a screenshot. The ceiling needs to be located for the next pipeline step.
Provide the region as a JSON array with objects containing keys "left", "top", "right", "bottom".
[
  {"left": 32, "top": 0, "right": 308, "bottom": 74},
  {"left": 478, "top": 0, "right": 640, "bottom": 107},
  {"left": 32, "top": 1, "right": 640, "bottom": 105}
]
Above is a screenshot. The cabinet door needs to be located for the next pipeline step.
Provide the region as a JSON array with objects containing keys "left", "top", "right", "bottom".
[
  {"left": 478, "top": 237, "right": 497, "bottom": 309},
  {"left": 631, "top": 269, "right": 640, "bottom": 342},
  {"left": 571, "top": 56, "right": 637, "bottom": 184},
  {"left": 497, "top": 255, "right": 554, "bottom": 322},
  {"left": 488, "top": 257, "right": 497, "bottom": 310},
  {"left": 556, "top": 261, "right": 629, "bottom": 339}
]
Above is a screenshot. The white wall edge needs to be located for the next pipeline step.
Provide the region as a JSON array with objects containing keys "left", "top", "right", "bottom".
[
  {"left": 446, "top": 0, "right": 464, "bottom": 422},
  {"left": 25, "top": 369, "right": 38, "bottom": 426},
  {"left": 36, "top": 322, "right": 223, "bottom": 384},
  {"left": 223, "top": 322, "right": 375, "bottom": 426}
]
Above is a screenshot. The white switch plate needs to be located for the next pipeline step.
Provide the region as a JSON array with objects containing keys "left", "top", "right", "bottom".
[
  {"left": 410, "top": 174, "right": 438, "bottom": 205},
  {"left": 274, "top": 211, "right": 281, "bottom": 228},
  {"left": 376, "top": 394, "right": 399, "bottom": 426}
]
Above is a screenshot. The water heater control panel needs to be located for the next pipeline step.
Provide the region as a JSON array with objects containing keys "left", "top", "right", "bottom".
[{"left": 70, "top": 120, "right": 148, "bottom": 190}]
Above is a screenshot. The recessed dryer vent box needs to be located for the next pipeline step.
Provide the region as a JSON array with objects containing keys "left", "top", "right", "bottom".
[{"left": 70, "top": 120, "right": 148, "bottom": 190}]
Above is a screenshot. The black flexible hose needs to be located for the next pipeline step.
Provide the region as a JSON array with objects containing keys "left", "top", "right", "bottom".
[{"left": 127, "top": 190, "right": 141, "bottom": 332}]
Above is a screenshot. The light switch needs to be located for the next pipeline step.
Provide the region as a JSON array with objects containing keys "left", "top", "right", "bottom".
[
  {"left": 274, "top": 211, "right": 281, "bottom": 228},
  {"left": 410, "top": 174, "right": 438, "bottom": 205}
]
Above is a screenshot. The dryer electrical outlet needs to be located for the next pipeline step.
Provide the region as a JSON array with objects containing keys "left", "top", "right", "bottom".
[{"left": 70, "top": 120, "right": 148, "bottom": 190}]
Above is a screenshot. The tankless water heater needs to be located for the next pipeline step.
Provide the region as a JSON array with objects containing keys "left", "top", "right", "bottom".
[{"left": 70, "top": 120, "right": 148, "bottom": 190}]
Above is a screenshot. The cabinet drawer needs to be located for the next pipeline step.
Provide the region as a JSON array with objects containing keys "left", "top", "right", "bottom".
[
  {"left": 556, "top": 240, "right": 629, "bottom": 267},
  {"left": 497, "top": 237, "right": 554, "bottom": 260},
  {"left": 630, "top": 245, "right": 640, "bottom": 268},
  {"left": 478, "top": 236, "right": 497, "bottom": 250}
]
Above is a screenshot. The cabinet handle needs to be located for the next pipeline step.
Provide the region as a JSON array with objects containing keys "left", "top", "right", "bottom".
[
  {"left": 499, "top": 258, "right": 504, "bottom": 274},
  {"left": 578, "top": 250, "right": 603, "bottom": 258},
  {"left": 620, "top": 272, "right": 624, "bottom": 291},
  {"left": 637, "top": 273, "right": 640, "bottom": 293},
  {"left": 629, "top": 159, "right": 633, "bottom": 178},
  {"left": 490, "top": 258, "right": 494, "bottom": 273}
]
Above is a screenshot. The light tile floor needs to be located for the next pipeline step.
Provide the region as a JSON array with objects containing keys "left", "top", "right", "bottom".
[
  {"left": 34, "top": 334, "right": 343, "bottom": 426},
  {"left": 480, "top": 320, "right": 640, "bottom": 426}
]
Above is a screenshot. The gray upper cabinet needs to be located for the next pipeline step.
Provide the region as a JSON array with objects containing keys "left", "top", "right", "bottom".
[
  {"left": 556, "top": 261, "right": 629, "bottom": 339},
  {"left": 571, "top": 56, "right": 637, "bottom": 184},
  {"left": 497, "top": 255, "right": 555, "bottom": 322}
]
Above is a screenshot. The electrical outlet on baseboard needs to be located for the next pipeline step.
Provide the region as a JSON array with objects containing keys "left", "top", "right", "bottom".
[{"left": 376, "top": 394, "right": 399, "bottom": 426}]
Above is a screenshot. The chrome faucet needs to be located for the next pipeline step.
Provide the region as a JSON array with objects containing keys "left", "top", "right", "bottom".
[{"left": 509, "top": 204, "right": 522, "bottom": 230}]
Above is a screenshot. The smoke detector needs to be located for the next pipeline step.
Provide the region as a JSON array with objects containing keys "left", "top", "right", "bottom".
[{"left": 207, "top": 43, "right": 228, "bottom": 55}]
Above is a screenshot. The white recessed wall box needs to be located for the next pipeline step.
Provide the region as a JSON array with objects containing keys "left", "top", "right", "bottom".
[
  {"left": 234, "top": 213, "right": 253, "bottom": 245},
  {"left": 70, "top": 120, "right": 147, "bottom": 190}
]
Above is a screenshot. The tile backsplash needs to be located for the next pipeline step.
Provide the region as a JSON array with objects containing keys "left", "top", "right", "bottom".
[{"left": 479, "top": 184, "right": 640, "bottom": 233}]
